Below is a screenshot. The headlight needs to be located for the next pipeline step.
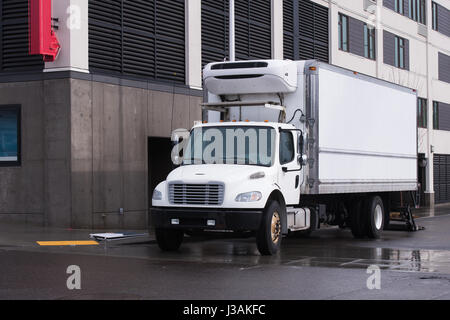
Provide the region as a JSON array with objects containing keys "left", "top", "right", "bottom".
[
  {"left": 235, "top": 191, "right": 262, "bottom": 202},
  {"left": 152, "top": 189, "right": 162, "bottom": 201}
]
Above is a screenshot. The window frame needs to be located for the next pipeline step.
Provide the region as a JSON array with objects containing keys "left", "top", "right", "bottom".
[
  {"left": 432, "top": 1, "right": 438, "bottom": 31},
  {"left": 279, "top": 131, "right": 295, "bottom": 165},
  {"left": 409, "top": 0, "right": 427, "bottom": 25},
  {"left": 338, "top": 13, "right": 349, "bottom": 52},
  {"left": 417, "top": 98, "right": 428, "bottom": 129},
  {"left": 395, "top": 0, "right": 404, "bottom": 15},
  {"left": 433, "top": 101, "right": 440, "bottom": 130},
  {"left": 0, "top": 105, "right": 21, "bottom": 167},
  {"left": 364, "top": 24, "right": 376, "bottom": 60},
  {"left": 395, "top": 36, "right": 407, "bottom": 69}
]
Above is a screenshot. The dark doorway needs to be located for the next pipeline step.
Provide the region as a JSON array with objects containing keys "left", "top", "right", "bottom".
[{"left": 148, "top": 137, "right": 175, "bottom": 206}]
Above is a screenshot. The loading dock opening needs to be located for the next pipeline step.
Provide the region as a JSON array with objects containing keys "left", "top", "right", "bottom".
[{"left": 148, "top": 137, "right": 175, "bottom": 205}]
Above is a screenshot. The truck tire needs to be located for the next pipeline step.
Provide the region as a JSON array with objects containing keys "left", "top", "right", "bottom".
[
  {"left": 155, "top": 228, "right": 184, "bottom": 251},
  {"left": 365, "top": 196, "right": 384, "bottom": 239},
  {"left": 350, "top": 199, "right": 367, "bottom": 239},
  {"left": 256, "top": 201, "right": 282, "bottom": 255}
]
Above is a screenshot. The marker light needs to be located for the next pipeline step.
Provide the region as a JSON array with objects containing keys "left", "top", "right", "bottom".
[{"left": 152, "top": 189, "right": 162, "bottom": 200}]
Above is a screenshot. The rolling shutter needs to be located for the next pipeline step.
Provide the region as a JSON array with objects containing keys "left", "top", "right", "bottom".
[
  {"left": 439, "top": 52, "right": 450, "bottom": 84},
  {"left": 434, "top": 154, "right": 450, "bottom": 204},
  {"left": 0, "top": 0, "right": 44, "bottom": 72},
  {"left": 283, "top": 0, "right": 329, "bottom": 62},
  {"left": 436, "top": 3, "right": 450, "bottom": 37},
  {"left": 383, "top": 0, "right": 395, "bottom": 11},
  {"left": 89, "top": 0, "right": 185, "bottom": 83},
  {"left": 348, "top": 17, "right": 365, "bottom": 57},
  {"left": 437, "top": 102, "right": 450, "bottom": 131},
  {"left": 201, "top": 0, "right": 271, "bottom": 67},
  {"left": 383, "top": 30, "right": 396, "bottom": 67}
]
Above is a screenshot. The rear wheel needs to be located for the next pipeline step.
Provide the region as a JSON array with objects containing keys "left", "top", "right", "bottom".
[
  {"left": 256, "top": 201, "right": 282, "bottom": 255},
  {"left": 366, "top": 196, "right": 384, "bottom": 239},
  {"left": 155, "top": 228, "right": 184, "bottom": 251}
]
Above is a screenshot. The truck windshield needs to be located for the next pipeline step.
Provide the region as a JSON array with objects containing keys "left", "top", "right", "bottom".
[{"left": 182, "top": 126, "right": 276, "bottom": 167}]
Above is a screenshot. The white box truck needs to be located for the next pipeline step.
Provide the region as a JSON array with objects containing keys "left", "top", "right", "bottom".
[{"left": 151, "top": 60, "right": 418, "bottom": 255}]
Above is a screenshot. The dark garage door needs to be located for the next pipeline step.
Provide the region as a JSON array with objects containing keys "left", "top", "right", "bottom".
[{"left": 434, "top": 154, "right": 450, "bottom": 204}]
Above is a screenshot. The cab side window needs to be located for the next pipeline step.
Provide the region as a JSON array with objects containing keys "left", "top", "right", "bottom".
[{"left": 280, "top": 131, "right": 294, "bottom": 165}]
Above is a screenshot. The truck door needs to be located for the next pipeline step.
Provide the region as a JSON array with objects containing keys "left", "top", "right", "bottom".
[{"left": 278, "top": 130, "right": 301, "bottom": 205}]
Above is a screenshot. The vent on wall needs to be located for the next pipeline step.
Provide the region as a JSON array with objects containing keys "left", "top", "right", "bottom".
[
  {"left": 284, "top": 0, "right": 329, "bottom": 63},
  {"left": 201, "top": 0, "right": 272, "bottom": 67},
  {"left": 0, "top": 0, "right": 44, "bottom": 72},
  {"left": 88, "top": 0, "right": 185, "bottom": 83}
]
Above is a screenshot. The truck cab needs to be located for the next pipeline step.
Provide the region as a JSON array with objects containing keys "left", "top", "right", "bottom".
[{"left": 152, "top": 120, "right": 309, "bottom": 255}]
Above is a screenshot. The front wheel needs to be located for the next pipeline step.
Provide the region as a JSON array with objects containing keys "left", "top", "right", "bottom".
[
  {"left": 256, "top": 201, "right": 283, "bottom": 256},
  {"left": 155, "top": 228, "right": 184, "bottom": 251}
]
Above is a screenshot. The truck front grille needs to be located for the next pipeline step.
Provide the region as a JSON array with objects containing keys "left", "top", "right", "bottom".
[{"left": 168, "top": 183, "right": 224, "bottom": 205}]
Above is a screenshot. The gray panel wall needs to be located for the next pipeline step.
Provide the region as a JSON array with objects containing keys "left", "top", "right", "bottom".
[
  {"left": 439, "top": 52, "right": 450, "bottom": 84},
  {"left": 0, "top": 80, "right": 71, "bottom": 227},
  {"left": 403, "top": 0, "right": 410, "bottom": 17},
  {"left": 349, "top": 17, "right": 365, "bottom": 57},
  {"left": 383, "top": 30, "right": 396, "bottom": 66},
  {"left": 0, "top": 78, "right": 203, "bottom": 229},
  {"left": 70, "top": 79, "right": 203, "bottom": 229},
  {"left": 439, "top": 102, "right": 450, "bottom": 131},
  {"left": 437, "top": 3, "right": 450, "bottom": 37},
  {"left": 383, "top": 0, "right": 395, "bottom": 11}
]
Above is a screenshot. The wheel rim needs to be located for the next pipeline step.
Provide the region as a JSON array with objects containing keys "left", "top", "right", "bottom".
[
  {"left": 374, "top": 204, "right": 383, "bottom": 230},
  {"left": 271, "top": 211, "right": 281, "bottom": 244}
]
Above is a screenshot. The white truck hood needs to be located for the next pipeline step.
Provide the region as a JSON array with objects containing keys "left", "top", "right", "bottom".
[{"left": 167, "top": 164, "right": 271, "bottom": 184}]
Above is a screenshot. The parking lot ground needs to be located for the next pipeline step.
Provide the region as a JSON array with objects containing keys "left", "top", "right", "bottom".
[{"left": 1, "top": 206, "right": 450, "bottom": 300}]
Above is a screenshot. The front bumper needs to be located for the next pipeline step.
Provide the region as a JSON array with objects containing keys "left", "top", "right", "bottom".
[{"left": 150, "top": 207, "right": 263, "bottom": 231}]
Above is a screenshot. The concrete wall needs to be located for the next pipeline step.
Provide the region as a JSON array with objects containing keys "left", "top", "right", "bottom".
[
  {"left": 0, "top": 80, "right": 71, "bottom": 226},
  {"left": 0, "top": 78, "right": 201, "bottom": 229},
  {"left": 70, "top": 79, "right": 202, "bottom": 229}
]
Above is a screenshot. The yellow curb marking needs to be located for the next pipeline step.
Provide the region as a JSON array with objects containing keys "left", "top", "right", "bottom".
[{"left": 37, "top": 241, "right": 99, "bottom": 246}]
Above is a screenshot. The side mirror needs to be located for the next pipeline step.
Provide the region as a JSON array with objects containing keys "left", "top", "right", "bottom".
[
  {"left": 298, "top": 132, "right": 304, "bottom": 154},
  {"left": 297, "top": 132, "right": 307, "bottom": 167}
]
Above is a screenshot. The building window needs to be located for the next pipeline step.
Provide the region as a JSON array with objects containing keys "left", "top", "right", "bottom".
[
  {"left": 395, "top": 0, "right": 404, "bottom": 15},
  {"left": 417, "top": 98, "right": 427, "bottom": 128},
  {"left": 364, "top": 24, "right": 376, "bottom": 60},
  {"left": 432, "top": 1, "right": 438, "bottom": 31},
  {"left": 339, "top": 13, "right": 349, "bottom": 52},
  {"left": 395, "top": 36, "right": 406, "bottom": 69},
  {"left": 433, "top": 101, "right": 439, "bottom": 130},
  {"left": 409, "top": 0, "right": 426, "bottom": 25},
  {"left": 0, "top": 105, "right": 21, "bottom": 167}
]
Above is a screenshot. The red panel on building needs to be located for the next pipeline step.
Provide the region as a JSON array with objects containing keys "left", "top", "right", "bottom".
[{"left": 28, "top": 0, "right": 60, "bottom": 62}]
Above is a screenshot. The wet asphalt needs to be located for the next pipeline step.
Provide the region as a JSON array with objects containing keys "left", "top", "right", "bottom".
[{"left": 1, "top": 207, "right": 450, "bottom": 300}]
